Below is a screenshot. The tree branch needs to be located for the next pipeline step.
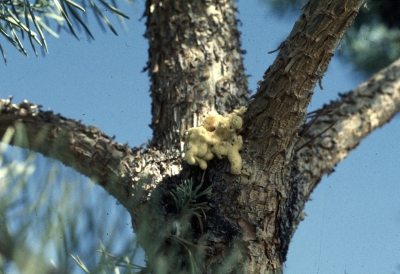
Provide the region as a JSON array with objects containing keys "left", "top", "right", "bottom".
[
  {"left": 242, "top": 0, "right": 363, "bottom": 180},
  {"left": 211, "top": 0, "right": 364, "bottom": 269},
  {"left": 0, "top": 98, "right": 181, "bottom": 214},
  {"left": 290, "top": 57, "right": 400, "bottom": 231}
]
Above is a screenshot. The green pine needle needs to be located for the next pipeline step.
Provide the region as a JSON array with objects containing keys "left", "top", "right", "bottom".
[
  {"left": 171, "top": 179, "right": 212, "bottom": 216},
  {"left": 0, "top": 0, "right": 130, "bottom": 64}
]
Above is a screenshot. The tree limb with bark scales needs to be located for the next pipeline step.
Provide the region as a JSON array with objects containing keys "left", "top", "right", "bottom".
[{"left": 1, "top": 0, "right": 400, "bottom": 273}]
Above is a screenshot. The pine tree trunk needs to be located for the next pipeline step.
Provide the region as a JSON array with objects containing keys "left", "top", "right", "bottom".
[
  {"left": 141, "top": 0, "right": 364, "bottom": 273},
  {"left": 145, "top": 0, "right": 250, "bottom": 150},
  {"left": 7, "top": 0, "right": 400, "bottom": 273}
]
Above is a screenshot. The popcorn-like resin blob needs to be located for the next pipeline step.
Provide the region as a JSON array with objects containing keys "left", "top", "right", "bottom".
[{"left": 184, "top": 107, "right": 246, "bottom": 174}]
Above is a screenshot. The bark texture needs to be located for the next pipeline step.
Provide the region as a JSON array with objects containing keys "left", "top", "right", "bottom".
[
  {"left": 289, "top": 58, "right": 400, "bottom": 234},
  {"left": 216, "top": 0, "right": 364, "bottom": 271},
  {"left": 3, "top": 0, "right": 400, "bottom": 273},
  {"left": 145, "top": 0, "right": 250, "bottom": 150},
  {"left": 0, "top": 98, "right": 181, "bottom": 213}
]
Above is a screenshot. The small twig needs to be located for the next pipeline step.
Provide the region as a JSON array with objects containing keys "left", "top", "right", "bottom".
[
  {"left": 299, "top": 108, "right": 333, "bottom": 137},
  {"left": 268, "top": 41, "right": 285, "bottom": 54},
  {"left": 295, "top": 118, "right": 339, "bottom": 153},
  {"left": 201, "top": 169, "right": 206, "bottom": 183},
  {"left": 196, "top": 214, "right": 204, "bottom": 234}
]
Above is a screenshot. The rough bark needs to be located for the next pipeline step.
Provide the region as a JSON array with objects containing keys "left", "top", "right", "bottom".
[
  {"left": 0, "top": 98, "right": 181, "bottom": 214},
  {"left": 218, "top": 0, "right": 364, "bottom": 271},
  {"left": 145, "top": 0, "right": 250, "bottom": 150},
  {"left": 296, "top": 58, "right": 400, "bottom": 198},
  {"left": 2, "top": 58, "right": 400, "bottom": 272},
  {"left": 0, "top": 98, "right": 132, "bottom": 209},
  {"left": 289, "top": 57, "right": 400, "bottom": 234},
  {"left": 3, "top": 0, "right": 400, "bottom": 273}
]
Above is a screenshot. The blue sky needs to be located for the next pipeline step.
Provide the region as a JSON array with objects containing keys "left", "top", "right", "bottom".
[{"left": 1, "top": 0, "right": 400, "bottom": 273}]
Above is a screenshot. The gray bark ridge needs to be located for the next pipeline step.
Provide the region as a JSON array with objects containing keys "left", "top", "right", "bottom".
[
  {"left": 289, "top": 57, "right": 400, "bottom": 238},
  {"left": 0, "top": 97, "right": 182, "bottom": 213},
  {"left": 4, "top": 0, "right": 400, "bottom": 273},
  {"left": 145, "top": 0, "right": 250, "bottom": 150}
]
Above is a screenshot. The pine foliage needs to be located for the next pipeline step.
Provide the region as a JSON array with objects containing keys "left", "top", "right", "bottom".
[{"left": 0, "top": 0, "right": 130, "bottom": 64}]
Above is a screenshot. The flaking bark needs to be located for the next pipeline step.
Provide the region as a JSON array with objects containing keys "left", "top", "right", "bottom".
[
  {"left": 145, "top": 0, "right": 250, "bottom": 150},
  {"left": 289, "top": 58, "right": 400, "bottom": 236},
  {"left": 217, "top": 0, "right": 364, "bottom": 271},
  {"left": 3, "top": 0, "right": 400, "bottom": 273},
  {"left": 3, "top": 56, "right": 400, "bottom": 271},
  {"left": 0, "top": 97, "right": 182, "bottom": 215}
]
